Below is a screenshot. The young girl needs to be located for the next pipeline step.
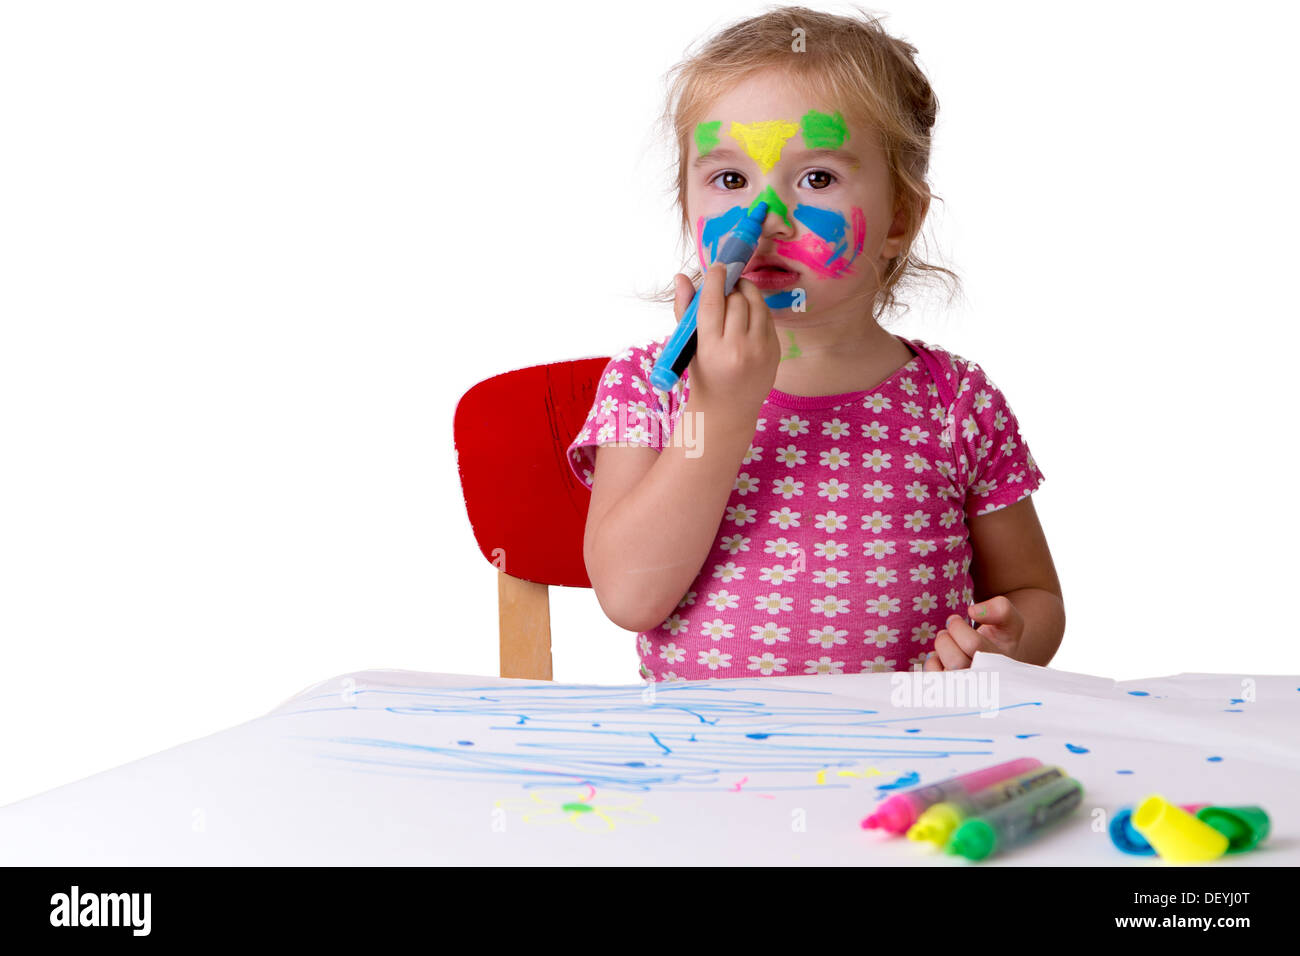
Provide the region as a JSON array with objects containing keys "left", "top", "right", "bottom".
[{"left": 567, "top": 7, "right": 1064, "bottom": 681}]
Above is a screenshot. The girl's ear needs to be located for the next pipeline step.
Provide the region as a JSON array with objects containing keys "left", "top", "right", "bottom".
[{"left": 884, "top": 187, "right": 929, "bottom": 259}]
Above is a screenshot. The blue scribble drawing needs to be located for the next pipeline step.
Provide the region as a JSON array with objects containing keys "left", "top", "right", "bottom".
[{"left": 269, "top": 681, "right": 1046, "bottom": 793}]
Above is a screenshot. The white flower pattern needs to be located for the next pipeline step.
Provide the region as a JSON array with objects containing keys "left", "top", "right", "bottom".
[{"left": 566, "top": 334, "right": 1043, "bottom": 681}]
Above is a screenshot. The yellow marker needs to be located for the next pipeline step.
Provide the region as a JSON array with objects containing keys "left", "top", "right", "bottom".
[
  {"left": 1131, "top": 794, "right": 1230, "bottom": 863},
  {"left": 729, "top": 120, "right": 800, "bottom": 174}
]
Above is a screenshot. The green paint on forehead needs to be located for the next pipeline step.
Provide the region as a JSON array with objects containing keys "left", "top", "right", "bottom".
[
  {"left": 801, "top": 110, "right": 849, "bottom": 150},
  {"left": 695, "top": 120, "right": 722, "bottom": 156},
  {"left": 749, "top": 185, "right": 791, "bottom": 227}
]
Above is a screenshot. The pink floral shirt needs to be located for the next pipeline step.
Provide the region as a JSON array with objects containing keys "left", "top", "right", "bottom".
[{"left": 566, "top": 333, "right": 1044, "bottom": 682}]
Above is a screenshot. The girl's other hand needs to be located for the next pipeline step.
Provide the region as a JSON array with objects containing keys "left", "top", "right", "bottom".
[
  {"left": 922, "top": 596, "right": 1026, "bottom": 670},
  {"left": 675, "top": 263, "right": 780, "bottom": 421}
]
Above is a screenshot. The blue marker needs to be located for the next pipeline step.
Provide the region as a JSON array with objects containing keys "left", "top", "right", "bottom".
[{"left": 650, "top": 201, "right": 769, "bottom": 392}]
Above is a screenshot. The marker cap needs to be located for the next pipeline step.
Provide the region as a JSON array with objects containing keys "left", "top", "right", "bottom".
[
  {"left": 908, "top": 802, "right": 964, "bottom": 846},
  {"left": 1109, "top": 803, "right": 1210, "bottom": 855},
  {"left": 1108, "top": 808, "right": 1155, "bottom": 855},
  {"left": 1131, "top": 794, "right": 1229, "bottom": 863},
  {"left": 861, "top": 797, "right": 917, "bottom": 833},
  {"left": 947, "top": 818, "right": 997, "bottom": 861},
  {"left": 1195, "top": 806, "right": 1270, "bottom": 853}
]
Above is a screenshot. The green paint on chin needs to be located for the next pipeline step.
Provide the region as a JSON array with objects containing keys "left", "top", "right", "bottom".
[
  {"left": 782, "top": 330, "right": 801, "bottom": 360},
  {"left": 695, "top": 120, "right": 722, "bottom": 157},
  {"left": 801, "top": 109, "right": 849, "bottom": 149},
  {"left": 749, "top": 185, "right": 791, "bottom": 226}
]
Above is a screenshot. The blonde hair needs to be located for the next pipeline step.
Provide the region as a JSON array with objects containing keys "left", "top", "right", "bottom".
[{"left": 648, "top": 4, "right": 960, "bottom": 324}]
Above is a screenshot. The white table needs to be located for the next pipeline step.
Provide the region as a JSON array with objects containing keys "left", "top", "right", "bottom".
[{"left": 1, "top": 654, "right": 1294, "bottom": 865}]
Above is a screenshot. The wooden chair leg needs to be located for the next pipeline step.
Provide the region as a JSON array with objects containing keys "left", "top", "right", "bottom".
[{"left": 498, "top": 572, "right": 553, "bottom": 681}]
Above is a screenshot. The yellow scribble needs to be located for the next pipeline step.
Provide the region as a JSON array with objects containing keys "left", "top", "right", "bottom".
[
  {"left": 729, "top": 120, "right": 800, "bottom": 174},
  {"left": 817, "top": 763, "right": 885, "bottom": 783},
  {"left": 494, "top": 786, "right": 658, "bottom": 834}
]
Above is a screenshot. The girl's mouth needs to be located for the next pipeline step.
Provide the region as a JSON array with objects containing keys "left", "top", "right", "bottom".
[{"left": 740, "top": 265, "right": 800, "bottom": 290}]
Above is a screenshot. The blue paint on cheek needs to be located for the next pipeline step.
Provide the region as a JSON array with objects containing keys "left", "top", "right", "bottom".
[
  {"left": 700, "top": 205, "right": 747, "bottom": 263},
  {"left": 765, "top": 290, "right": 798, "bottom": 310},
  {"left": 792, "top": 203, "right": 851, "bottom": 264}
]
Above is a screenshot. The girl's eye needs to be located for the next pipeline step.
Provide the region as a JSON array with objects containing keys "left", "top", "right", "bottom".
[
  {"left": 800, "top": 169, "right": 836, "bottom": 189},
  {"left": 710, "top": 171, "right": 747, "bottom": 190}
]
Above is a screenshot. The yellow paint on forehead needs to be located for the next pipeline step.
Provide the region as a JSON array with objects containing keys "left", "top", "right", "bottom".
[{"left": 728, "top": 120, "right": 800, "bottom": 174}]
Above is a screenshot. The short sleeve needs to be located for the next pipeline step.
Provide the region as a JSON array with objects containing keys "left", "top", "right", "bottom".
[
  {"left": 951, "top": 357, "right": 1044, "bottom": 517},
  {"left": 566, "top": 338, "right": 683, "bottom": 490}
]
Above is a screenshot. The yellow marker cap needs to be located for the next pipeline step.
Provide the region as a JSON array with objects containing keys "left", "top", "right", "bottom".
[
  {"left": 1131, "top": 794, "right": 1230, "bottom": 863},
  {"left": 907, "top": 802, "right": 965, "bottom": 846}
]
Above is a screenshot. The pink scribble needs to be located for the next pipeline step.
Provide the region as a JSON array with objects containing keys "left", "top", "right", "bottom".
[
  {"left": 730, "top": 776, "right": 749, "bottom": 792},
  {"left": 776, "top": 234, "right": 856, "bottom": 279}
]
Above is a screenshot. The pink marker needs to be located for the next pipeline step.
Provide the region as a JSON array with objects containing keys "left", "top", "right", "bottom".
[{"left": 861, "top": 758, "right": 1043, "bottom": 834}]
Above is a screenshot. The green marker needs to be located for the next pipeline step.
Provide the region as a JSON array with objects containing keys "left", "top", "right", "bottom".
[{"left": 948, "top": 776, "right": 1083, "bottom": 861}]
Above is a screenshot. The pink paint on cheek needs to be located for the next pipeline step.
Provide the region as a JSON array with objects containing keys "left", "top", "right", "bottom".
[
  {"left": 852, "top": 207, "right": 865, "bottom": 256},
  {"left": 695, "top": 217, "right": 707, "bottom": 272},
  {"left": 775, "top": 234, "right": 858, "bottom": 279}
]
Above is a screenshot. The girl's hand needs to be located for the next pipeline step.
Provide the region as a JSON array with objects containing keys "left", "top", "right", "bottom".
[
  {"left": 922, "top": 596, "right": 1025, "bottom": 671},
  {"left": 674, "top": 264, "right": 780, "bottom": 421}
]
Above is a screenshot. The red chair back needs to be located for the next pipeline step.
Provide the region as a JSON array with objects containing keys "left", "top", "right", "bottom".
[{"left": 454, "top": 357, "right": 609, "bottom": 588}]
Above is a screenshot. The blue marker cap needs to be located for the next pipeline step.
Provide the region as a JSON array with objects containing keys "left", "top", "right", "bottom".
[{"left": 1108, "top": 807, "right": 1156, "bottom": 855}]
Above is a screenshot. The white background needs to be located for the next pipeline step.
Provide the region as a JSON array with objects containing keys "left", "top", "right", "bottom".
[{"left": 2, "top": 0, "right": 1297, "bottom": 807}]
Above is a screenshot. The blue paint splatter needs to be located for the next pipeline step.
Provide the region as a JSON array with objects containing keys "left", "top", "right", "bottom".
[
  {"left": 1015, "top": 733, "right": 1039, "bottom": 739},
  {"left": 878, "top": 771, "right": 921, "bottom": 791},
  {"left": 1207, "top": 756, "right": 1223, "bottom": 762},
  {"left": 1116, "top": 769, "right": 1134, "bottom": 775},
  {"left": 1224, "top": 709, "right": 1242, "bottom": 713},
  {"left": 1229, "top": 698, "right": 1244, "bottom": 704},
  {"left": 457, "top": 740, "right": 473, "bottom": 746},
  {"left": 1065, "top": 743, "right": 1089, "bottom": 754},
  {"left": 1127, "top": 691, "right": 1150, "bottom": 696},
  {"left": 905, "top": 729, "right": 921, "bottom": 734}
]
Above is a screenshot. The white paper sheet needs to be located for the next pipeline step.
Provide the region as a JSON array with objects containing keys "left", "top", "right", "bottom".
[{"left": 2, "top": 654, "right": 1295, "bottom": 865}]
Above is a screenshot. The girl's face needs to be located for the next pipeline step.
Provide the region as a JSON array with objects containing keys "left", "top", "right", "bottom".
[{"left": 686, "top": 72, "right": 910, "bottom": 317}]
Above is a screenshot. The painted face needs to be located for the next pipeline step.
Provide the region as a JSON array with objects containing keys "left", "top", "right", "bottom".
[{"left": 687, "top": 77, "right": 905, "bottom": 316}]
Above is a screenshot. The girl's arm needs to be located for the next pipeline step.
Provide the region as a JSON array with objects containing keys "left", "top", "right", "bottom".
[{"left": 583, "top": 393, "right": 757, "bottom": 632}]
